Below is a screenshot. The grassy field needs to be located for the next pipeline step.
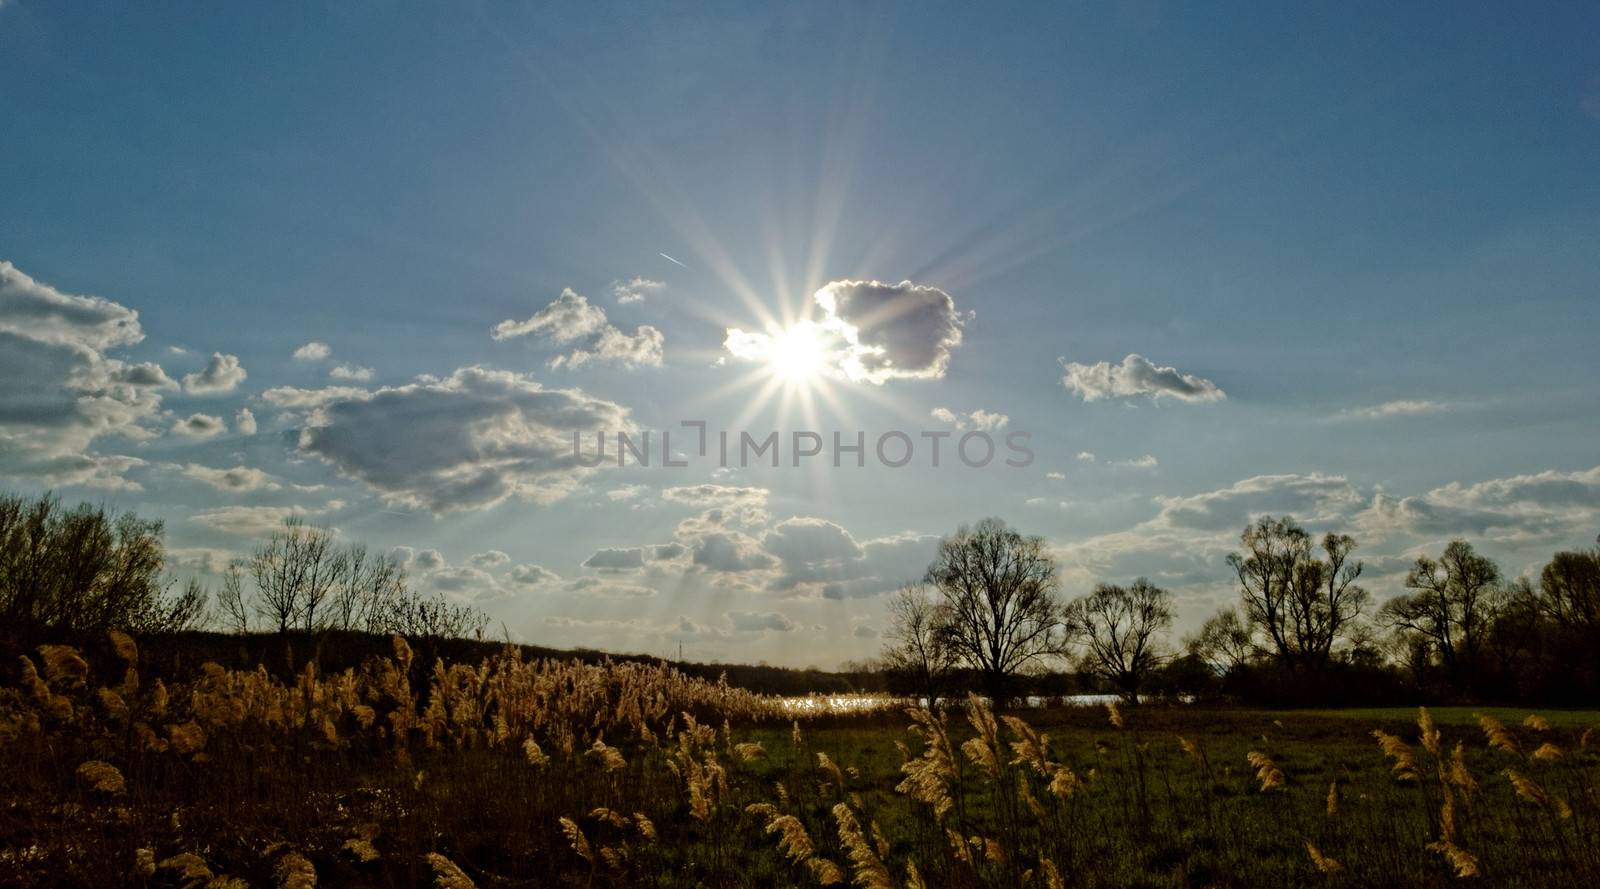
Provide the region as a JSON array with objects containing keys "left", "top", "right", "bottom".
[{"left": 4, "top": 637, "right": 1599, "bottom": 888}]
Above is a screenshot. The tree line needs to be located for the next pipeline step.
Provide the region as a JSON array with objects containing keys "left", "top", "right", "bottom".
[
  {"left": 880, "top": 515, "right": 1600, "bottom": 707},
  {"left": 0, "top": 491, "right": 487, "bottom": 646}
]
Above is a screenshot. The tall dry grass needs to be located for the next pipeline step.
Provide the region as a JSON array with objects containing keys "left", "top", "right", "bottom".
[{"left": 3, "top": 633, "right": 1599, "bottom": 887}]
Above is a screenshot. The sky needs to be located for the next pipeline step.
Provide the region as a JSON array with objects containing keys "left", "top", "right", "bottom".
[{"left": 3, "top": 2, "right": 1598, "bottom": 668}]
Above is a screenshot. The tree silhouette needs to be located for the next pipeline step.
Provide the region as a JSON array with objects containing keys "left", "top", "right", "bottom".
[
  {"left": 924, "top": 517, "right": 1060, "bottom": 707},
  {"left": 1227, "top": 516, "right": 1368, "bottom": 677},
  {"left": 1063, "top": 578, "right": 1173, "bottom": 702}
]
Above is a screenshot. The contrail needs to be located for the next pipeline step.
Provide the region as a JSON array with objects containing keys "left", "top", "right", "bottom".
[{"left": 658, "top": 252, "right": 688, "bottom": 269}]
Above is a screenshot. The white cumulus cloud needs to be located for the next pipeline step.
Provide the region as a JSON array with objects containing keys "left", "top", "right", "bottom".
[
  {"left": 1060, "top": 353, "right": 1225, "bottom": 403},
  {"left": 182, "top": 352, "right": 247, "bottom": 394}
]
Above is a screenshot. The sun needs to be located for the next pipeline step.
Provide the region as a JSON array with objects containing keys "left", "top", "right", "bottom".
[{"left": 765, "top": 321, "right": 831, "bottom": 383}]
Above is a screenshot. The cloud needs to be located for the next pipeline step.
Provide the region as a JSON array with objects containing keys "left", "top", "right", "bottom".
[
  {"left": 1109, "top": 454, "right": 1159, "bottom": 469},
  {"left": 466, "top": 550, "right": 511, "bottom": 568},
  {"left": 508, "top": 563, "right": 560, "bottom": 586},
  {"left": 607, "top": 484, "right": 649, "bottom": 501},
  {"left": 724, "top": 279, "right": 965, "bottom": 385},
  {"left": 556, "top": 325, "right": 664, "bottom": 370},
  {"left": 235, "top": 408, "right": 257, "bottom": 435},
  {"left": 612, "top": 276, "right": 663, "bottom": 304},
  {"left": 182, "top": 352, "right": 247, "bottom": 394},
  {"left": 853, "top": 624, "right": 879, "bottom": 639},
  {"left": 1156, "top": 473, "right": 1364, "bottom": 533},
  {"left": 818, "top": 280, "right": 965, "bottom": 383},
  {"left": 293, "top": 342, "right": 331, "bottom": 361},
  {"left": 564, "top": 576, "right": 658, "bottom": 598},
  {"left": 1336, "top": 400, "right": 1452, "bottom": 420},
  {"left": 391, "top": 546, "right": 445, "bottom": 571},
  {"left": 1046, "top": 471, "right": 1066, "bottom": 480},
  {"left": 691, "top": 532, "right": 777, "bottom": 572},
  {"left": 649, "top": 542, "right": 686, "bottom": 560},
  {"left": 329, "top": 363, "right": 374, "bottom": 382},
  {"left": 1060, "top": 353, "right": 1225, "bottom": 403},
  {"left": 492, "top": 288, "right": 663, "bottom": 369},
  {"left": 6, "top": 454, "right": 147, "bottom": 491},
  {"left": 762, "top": 517, "right": 865, "bottom": 589},
  {"left": 0, "top": 260, "right": 142, "bottom": 350},
  {"left": 816, "top": 533, "right": 940, "bottom": 600},
  {"left": 191, "top": 504, "right": 330, "bottom": 536},
  {"left": 1356, "top": 466, "right": 1600, "bottom": 544},
  {"left": 171, "top": 413, "right": 226, "bottom": 439},
  {"left": 1077, "top": 451, "right": 1096, "bottom": 462},
  {"left": 930, "top": 407, "right": 1008, "bottom": 431},
  {"left": 292, "top": 366, "right": 635, "bottom": 512},
  {"left": 0, "top": 263, "right": 172, "bottom": 484},
  {"left": 261, "top": 385, "right": 370, "bottom": 411},
  {"left": 583, "top": 547, "right": 646, "bottom": 571},
  {"left": 174, "top": 463, "right": 277, "bottom": 492},
  {"left": 1037, "top": 464, "right": 1600, "bottom": 637},
  {"left": 661, "top": 484, "right": 770, "bottom": 526},
  {"left": 727, "top": 610, "right": 798, "bottom": 633}
]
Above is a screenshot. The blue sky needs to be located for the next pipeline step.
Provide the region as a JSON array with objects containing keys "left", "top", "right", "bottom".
[{"left": 3, "top": 2, "right": 1598, "bottom": 667}]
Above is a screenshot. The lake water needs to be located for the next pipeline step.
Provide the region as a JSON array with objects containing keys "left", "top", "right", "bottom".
[{"left": 777, "top": 693, "right": 1123, "bottom": 714}]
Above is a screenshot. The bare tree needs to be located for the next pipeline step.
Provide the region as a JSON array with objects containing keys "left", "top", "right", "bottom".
[
  {"left": 217, "top": 559, "right": 250, "bottom": 634},
  {"left": 925, "top": 517, "right": 1061, "bottom": 707},
  {"left": 1227, "top": 517, "right": 1368, "bottom": 677},
  {"left": 1184, "top": 606, "right": 1255, "bottom": 675},
  {"left": 1383, "top": 539, "right": 1504, "bottom": 690},
  {"left": 1063, "top": 579, "right": 1173, "bottom": 702},
  {"left": 250, "top": 517, "right": 344, "bottom": 634},
  {"left": 388, "top": 586, "right": 489, "bottom": 641},
  {"left": 880, "top": 582, "right": 956, "bottom": 708},
  {"left": 330, "top": 544, "right": 404, "bottom": 631}
]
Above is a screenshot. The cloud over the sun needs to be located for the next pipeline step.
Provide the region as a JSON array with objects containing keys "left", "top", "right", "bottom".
[
  {"left": 1059, "top": 353, "right": 1225, "bottom": 403},
  {"left": 492, "top": 288, "right": 663, "bottom": 369},
  {"left": 291, "top": 366, "right": 636, "bottom": 512},
  {"left": 723, "top": 279, "right": 966, "bottom": 385}
]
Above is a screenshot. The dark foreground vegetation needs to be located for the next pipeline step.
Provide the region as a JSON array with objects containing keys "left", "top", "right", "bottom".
[
  {"left": 4, "top": 633, "right": 1600, "bottom": 888},
  {"left": 5, "top": 489, "right": 1600, "bottom": 886}
]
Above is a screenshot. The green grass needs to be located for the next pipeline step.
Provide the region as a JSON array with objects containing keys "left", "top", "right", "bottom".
[
  {"left": 7, "top": 702, "right": 1600, "bottom": 887},
  {"left": 1284, "top": 706, "right": 1600, "bottom": 727}
]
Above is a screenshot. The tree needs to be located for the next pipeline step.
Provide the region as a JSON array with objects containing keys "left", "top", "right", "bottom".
[
  {"left": 1063, "top": 579, "right": 1173, "bottom": 702},
  {"left": 1185, "top": 605, "right": 1255, "bottom": 676},
  {"left": 0, "top": 490, "right": 200, "bottom": 637},
  {"left": 250, "top": 517, "right": 344, "bottom": 633},
  {"left": 1226, "top": 517, "right": 1368, "bottom": 677},
  {"left": 217, "top": 559, "right": 250, "bottom": 634},
  {"left": 330, "top": 544, "right": 406, "bottom": 632},
  {"left": 880, "top": 582, "right": 956, "bottom": 707},
  {"left": 924, "top": 517, "right": 1061, "bottom": 707},
  {"left": 1538, "top": 536, "right": 1600, "bottom": 644},
  {"left": 1383, "top": 539, "right": 1504, "bottom": 692}
]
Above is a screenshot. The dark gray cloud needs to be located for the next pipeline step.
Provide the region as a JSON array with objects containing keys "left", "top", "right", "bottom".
[
  {"left": 0, "top": 260, "right": 142, "bottom": 350},
  {"left": 583, "top": 547, "right": 646, "bottom": 571},
  {"left": 171, "top": 413, "right": 226, "bottom": 439},
  {"left": 293, "top": 366, "right": 634, "bottom": 512},
  {"left": 727, "top": 610, "right": 797, "bottom": 632},
  {"left": 818, "top": 279, "right": 965, "bottom": 383}
]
